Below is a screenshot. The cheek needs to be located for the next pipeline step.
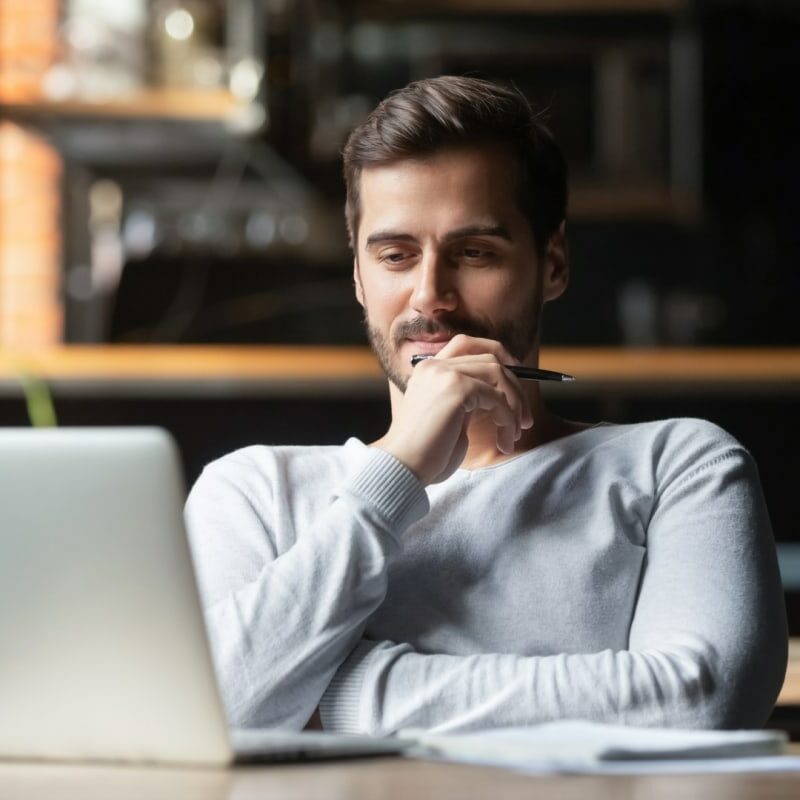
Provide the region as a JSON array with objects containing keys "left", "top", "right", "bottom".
[
  {"left": 469, "top": 279, "right": 538, "bottom": 331},
  {"left": 361, "top": 266, "right": 410, "bottom": 300},
  {"left": 500, "top": 267, "right": 538, "bottom": 304},
  {"left": 359, "top": 274, "right": 410, "bottom": 321},
  {"left": 466, "top": 271, "right": 522, "bottom": 311}
]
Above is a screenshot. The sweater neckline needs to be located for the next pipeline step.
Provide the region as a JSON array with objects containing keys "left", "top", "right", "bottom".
[
  {"left": 346, "top": 422, "right": 613, "bottom": 477},
  {"left": 453, "top": 421, "right": 613, "bottom": 475}
]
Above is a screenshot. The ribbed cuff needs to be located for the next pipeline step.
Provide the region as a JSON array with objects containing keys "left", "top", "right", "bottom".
[
  {"left": 345, "top": 447, "right": 429, "bottom": 536},
  {"left": 319, "top": 640, "right": 379, "bottom": 733}
]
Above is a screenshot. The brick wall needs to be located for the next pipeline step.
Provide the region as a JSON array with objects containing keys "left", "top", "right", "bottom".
[{"left": 0, "top": 0, "right": 63, "bottom": 347}]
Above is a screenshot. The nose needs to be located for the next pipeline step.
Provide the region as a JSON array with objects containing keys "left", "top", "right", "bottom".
[{"left": 409, "top": 251, "right": 458, "bottom": 315}]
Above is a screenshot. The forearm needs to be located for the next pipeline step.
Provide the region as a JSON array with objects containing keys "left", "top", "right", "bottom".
[
  {"left": 202, "top": 514, "right": 392, "bottom": 729},
  {"left": 320, "top": 633, "right": 778, "bottom": 735},
  {"left": 186, "top": 447, "right": 428, "bottom": 730},
  {"left": 322, "top": 642, "right": 714, "bottom": 734}
]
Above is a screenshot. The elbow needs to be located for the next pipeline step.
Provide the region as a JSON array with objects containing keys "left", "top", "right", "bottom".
[
  {"left": 657, "top": 646, "right": 725, "bottom": 729},
  {"left": 644, "top": 636, "right": 788, "bottom": 730},
  {"left": 711, "top": 631, "right": 788, "bottom": 729},
  {"left": 721, "top": 632, "right": 788, "bottom": 729}
]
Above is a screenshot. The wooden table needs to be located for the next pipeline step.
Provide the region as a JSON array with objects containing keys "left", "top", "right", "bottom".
[{"left": 1, "top": 755, "right": 800, "bottom": 800}]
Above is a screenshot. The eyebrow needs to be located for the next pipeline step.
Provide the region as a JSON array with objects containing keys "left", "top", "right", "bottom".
[
  {"left": 365, "top": 231, "right": 417, "bottom": 248},
  {"left": 445, "top": 225, "right": 513, "bottom": 243},
  {"left": 364, "top": 224, "right": 513, "bottom": 249}
]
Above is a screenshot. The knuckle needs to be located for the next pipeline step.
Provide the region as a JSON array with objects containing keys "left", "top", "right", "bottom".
[{"left": 450, "top": 333, "right": 470, "bottom": 348}]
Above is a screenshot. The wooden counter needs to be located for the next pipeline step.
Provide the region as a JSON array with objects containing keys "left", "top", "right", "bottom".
[{"left": 1, "top": 346, "right": 798, "bottom": 397}]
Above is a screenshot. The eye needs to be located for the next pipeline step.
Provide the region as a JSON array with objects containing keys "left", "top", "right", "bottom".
[
  {"left": 455, "top": 245, "right": 495, "bottom": 263},
  {"left": 378, "top": 250, "right": 414, "bottom": 267}
]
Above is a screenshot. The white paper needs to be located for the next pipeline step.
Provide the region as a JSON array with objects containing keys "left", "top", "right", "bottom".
[{"left": 402, "top": 720, "right": 795, "bottom": 774}]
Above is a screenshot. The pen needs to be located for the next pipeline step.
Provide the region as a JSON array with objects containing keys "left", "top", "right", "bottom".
[{"left": 410, "top": 354, "right": 575, "bottom": 382}]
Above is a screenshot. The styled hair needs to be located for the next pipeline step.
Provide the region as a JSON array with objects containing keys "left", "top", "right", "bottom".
[{"left": 342, "top": 75, "right": 568, "bottom": 253}]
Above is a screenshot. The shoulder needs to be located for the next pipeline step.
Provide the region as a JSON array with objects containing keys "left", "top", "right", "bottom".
[
  {"left": 641, "top": 417, "right": 749, "bottom": 477},
  {"left": 201, "top": 441, "right": 359, "bottom": 477},
  {"left": 583, "top": 417, "right": 745, "bottom": 459},
  {"left": 569, "top": 417, "right": 753, "bottom": 490},
  {"left": 601, "top": 418, "right": 755, "bottom": 497},
  {"left": 188, "top": 439, "right": 369, "bottom": 508}
]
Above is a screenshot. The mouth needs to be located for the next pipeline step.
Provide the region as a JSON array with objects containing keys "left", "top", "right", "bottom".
[{"left": 403, "top": 336, "right": 452, "bottom": 357}]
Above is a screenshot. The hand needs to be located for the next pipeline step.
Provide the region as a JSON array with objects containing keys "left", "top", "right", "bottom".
[{"left": 376, "top": 335, "right": 534, "bottom": 485}]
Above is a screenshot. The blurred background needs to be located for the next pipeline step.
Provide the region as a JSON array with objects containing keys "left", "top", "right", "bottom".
[{"left": 0, "top": 0, "right": 798, "bottom": 657}]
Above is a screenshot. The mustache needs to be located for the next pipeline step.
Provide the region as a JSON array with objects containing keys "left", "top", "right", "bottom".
[{"left": 393, "top": 315, "right": 492, "bottom": 345}]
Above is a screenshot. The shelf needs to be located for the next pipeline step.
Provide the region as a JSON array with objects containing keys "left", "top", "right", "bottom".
[
  {"left": 0, "top": 346, "right": 382, "bottom": 397},
  {"left": 1, "top": 346, "right": 799, "bottom": 397},
  {"left": 362, "top": 0, "right": 687, "bottom": 16},
  {"left": 539, "top": 348, "right": 800, "bottom": 387},
  {"left": 0, "top": 89, "right": 250, "bottom": 124}
]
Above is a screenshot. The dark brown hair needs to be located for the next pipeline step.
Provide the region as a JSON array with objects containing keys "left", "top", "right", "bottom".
[{"left": 342, "top": 75, "right": 567, "bottom": 254}]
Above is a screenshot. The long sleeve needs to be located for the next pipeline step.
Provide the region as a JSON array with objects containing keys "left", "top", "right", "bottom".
[
  {"left": 184, "top": 445, "right": 428, "bottom": 731},
  {"left": 320, "top": 445, "right": 787, "bottom": 734}
]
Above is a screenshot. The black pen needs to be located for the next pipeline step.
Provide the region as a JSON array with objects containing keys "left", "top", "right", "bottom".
[{"left": 410, "top": 354, "right": 575, "bottom": 382}]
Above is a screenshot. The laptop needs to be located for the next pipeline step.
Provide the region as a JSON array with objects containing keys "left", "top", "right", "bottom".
[{"left": 0, "top": 427, "right": 409, "bottom": 766}]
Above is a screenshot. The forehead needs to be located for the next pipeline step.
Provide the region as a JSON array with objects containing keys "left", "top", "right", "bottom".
[{"left": 357, "top": 145, "right": 527, "bottom": 246}]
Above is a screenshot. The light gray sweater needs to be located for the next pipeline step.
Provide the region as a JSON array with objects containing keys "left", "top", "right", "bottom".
[{"left": 184, "top": 418, "right": 787, "bottom": 735}]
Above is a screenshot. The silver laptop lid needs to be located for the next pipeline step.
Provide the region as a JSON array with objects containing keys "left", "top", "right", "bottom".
[{"left": 0, "top": 427, "right": 233, "bottom": 765}]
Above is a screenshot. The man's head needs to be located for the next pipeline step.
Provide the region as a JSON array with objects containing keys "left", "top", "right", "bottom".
[
  {"left": 344, "top": 75, "right": 567, "bottom": 256},
  {"left": 344, "top": 76, "right": 570, "bottom": 391}
]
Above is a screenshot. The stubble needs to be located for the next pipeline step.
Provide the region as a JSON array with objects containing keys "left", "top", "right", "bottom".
[{"left": 363, "top": 295, "right": 542, "bottom": 393}]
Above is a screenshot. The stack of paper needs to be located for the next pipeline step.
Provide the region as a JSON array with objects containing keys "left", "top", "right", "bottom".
[{"left": 403, "top": 721, "right": 794, "bottom": 774}]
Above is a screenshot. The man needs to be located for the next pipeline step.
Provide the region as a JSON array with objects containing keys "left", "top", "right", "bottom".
[{"left": 185, "top": 76, "right": 787, "bottom": 734}]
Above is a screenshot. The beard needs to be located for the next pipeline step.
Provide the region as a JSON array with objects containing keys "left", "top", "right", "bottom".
[{"left": 364, "top": 300, "right": 542, "bottom": 393}]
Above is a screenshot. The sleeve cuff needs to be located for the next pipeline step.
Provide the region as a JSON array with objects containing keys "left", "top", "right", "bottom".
[
  {"left": 319, "top": 639, "right": 381, "bottom": 733},
  {"left": 342, "top": 446, "right": 429, "bottom": 536}
]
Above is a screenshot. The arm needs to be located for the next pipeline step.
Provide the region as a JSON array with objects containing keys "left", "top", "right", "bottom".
[
  {"left": 320, "top": 447, "right": 788, "bottom": 733},
  {"left": 186, "top": 336, "right": 530, "bottom": 731},
  {"left": 184, "top": 446, "right": 427, "bottom": 730}
]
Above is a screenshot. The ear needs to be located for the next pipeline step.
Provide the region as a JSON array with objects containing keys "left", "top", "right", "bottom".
[
  {"left": 353, "top": 257, "right": 365, "bottom": 307},
  {"left": 541, "top": 220, "right": 569, "bottom": 303}
]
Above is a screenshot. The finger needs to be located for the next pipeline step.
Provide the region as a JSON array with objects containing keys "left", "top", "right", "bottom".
[
  {"left": 412, "top": 357, "right": 526, "bottom": 440},
  {"left": 442, "top": 359, "right": 527, "bottom": 437},
  {"left": 436, "top": 334, "right": 520, "bottom": 366},
  {"left": 434, "top": 426, "right": 471, "bottom": 483},
  {"left": 455, "top": 357, "right": 533, "bottom": 432},
  {"left": 432, "top": 350, "right": 532, "bottom": 432},
  {"left": 496, "top": 422, "right": 517, "bottom": 455},
  {"left": 489, "top": 406, "right": 520, "bottom": 452},
  {"left": 459, "top": 379, "right": 518, "bottom": 448}
]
